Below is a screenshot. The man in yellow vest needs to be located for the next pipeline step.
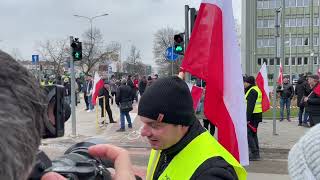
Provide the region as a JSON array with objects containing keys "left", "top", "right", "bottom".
[
  {"left": 244, "top": 76, "right": 263, "bottom": 161},
  {"left": 138, "top": 76, "right": 246, "bottom": 180}
]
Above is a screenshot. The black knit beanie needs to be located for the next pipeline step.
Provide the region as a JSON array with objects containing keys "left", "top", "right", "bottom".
[{"left": 138, "top": 76, "right": 196, "bottom": 126}]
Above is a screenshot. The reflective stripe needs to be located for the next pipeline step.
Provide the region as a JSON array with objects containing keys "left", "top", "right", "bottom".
[
  {"left": 146, "top": 131, "right": 247, "bottom": 180},
  {"left": 245, "top": 86, "right": 262, "bottom": 113}
]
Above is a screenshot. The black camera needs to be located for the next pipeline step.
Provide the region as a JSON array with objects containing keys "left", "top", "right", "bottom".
[{"left": 29, "top": 140, "right": 113, "bottom": 180}]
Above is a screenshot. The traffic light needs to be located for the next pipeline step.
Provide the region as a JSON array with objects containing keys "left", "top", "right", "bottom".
[
  {"left": 174, "top": 33, "right": 184, "bottom": 55},
  {"left": 71, "top": 38, "right": 82, "bottom": 61}
]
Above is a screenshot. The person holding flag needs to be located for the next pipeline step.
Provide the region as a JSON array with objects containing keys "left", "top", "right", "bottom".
[
  {"left": 304, "top": 75, "right": 320, "bottom": 126},
  {"left": 243, "top": 76, "right": 262, "bottom": 161}
]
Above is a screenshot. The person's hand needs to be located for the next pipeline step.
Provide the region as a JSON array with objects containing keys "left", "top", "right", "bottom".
[
  {"left": 89, "top": 144, "right": 136, "bottom": 180},
  {"left": 41, "top": 172, "right": 66, "bottom": 180},
  {"left": 304, "top": 97, "right": 309, "bottom": 102}
]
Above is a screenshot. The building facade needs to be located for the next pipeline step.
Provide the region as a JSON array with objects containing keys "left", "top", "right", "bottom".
[{"left": 242, "top": 0, "right": 320, "bottom": 78}]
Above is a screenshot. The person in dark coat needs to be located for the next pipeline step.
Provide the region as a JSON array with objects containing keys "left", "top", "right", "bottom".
[
  {"left": 295, "top": 75, "right": 311, "bottom": 126},
  {"left": 304, "top": 75, "right": 320, "bottom": 127},
  {"left": 277, "top": 77, "right": 294, "bottom": 121},
  {"left": 138, "top": 76, "right": 147, "bottom": 96},
  {"left": 63, "top": 78, "right": 71, "bottom": 105},
  {"left": 244, "top": 76, "right": 262, "bottom": 161},
  {"left": 116, "top": 78, "right": 134, "bottom": 132},
  {"left": 99, "top": 81, "right": 116, "bottom": 125}
]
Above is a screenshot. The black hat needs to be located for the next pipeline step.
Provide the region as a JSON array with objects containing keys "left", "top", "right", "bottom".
[
  {"left": 243, "top": 76, "right": 256, "bottom": 85},
  {"left": 138, "top": 76, "right": 196, "bottom": 126}
]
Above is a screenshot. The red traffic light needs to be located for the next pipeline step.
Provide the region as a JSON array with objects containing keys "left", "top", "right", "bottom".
[{"left": 174, "top": 34, "right": 184, "bottom": 43}]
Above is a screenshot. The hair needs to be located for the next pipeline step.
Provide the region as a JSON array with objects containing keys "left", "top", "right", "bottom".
[
  {"left": 0, "top": 50, "right": 46, "bottom": 179},
  {"left": 121, "top": 78, "right": 127, "bottom": 85}
]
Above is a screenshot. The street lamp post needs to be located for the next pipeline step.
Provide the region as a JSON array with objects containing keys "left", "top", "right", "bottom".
[
  {"left": 74, "top": 13, "right": 109, "bottom": 48},
  {"left": 285, "top": 33, "right": 292, "bottom": 83}
]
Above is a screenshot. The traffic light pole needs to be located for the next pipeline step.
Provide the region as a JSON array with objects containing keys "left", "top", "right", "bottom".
[
  {"left": 185, "top": 5, "right": 191, "bottom": 82},
  {"left": 69, "top": 36, "right": 77, "bottom": 137}
]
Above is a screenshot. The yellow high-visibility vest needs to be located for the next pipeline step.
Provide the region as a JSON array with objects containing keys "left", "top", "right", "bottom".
[
  {"left": 245, "top": 86, "right": 262, "bottom": 113},
  {"left": 146, "top": 131, "right": 247, "bottom": 180}
]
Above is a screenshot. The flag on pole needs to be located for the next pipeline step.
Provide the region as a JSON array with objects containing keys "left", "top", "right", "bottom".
[
  {"left": 313, "top": 84, "right": 320, "bottom": 97},
  {"left": 92, "top": 72, "right": 104, "bottom": 105},
  {"left": 256, "top": 63, "right": 271, "bottom": 112},
  {"left": 181, "top": 0, "right": 248, "bottom": 165},
  {"left": 190, "top": 85, "right": 203, "bottom": 111},
  {"left": 277, "top": 62, "right": 283, "bottom": 85}
]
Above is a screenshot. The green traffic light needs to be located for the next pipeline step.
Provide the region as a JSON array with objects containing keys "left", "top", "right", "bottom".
[
  {"left": 175, "top": 46, "right": 183, "bottom": 52},
  {"left": 75, "top": 52, "right": 80, "bottom": 59}
]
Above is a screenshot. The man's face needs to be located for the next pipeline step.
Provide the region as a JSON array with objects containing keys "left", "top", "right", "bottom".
[
  {"left": 104, "top": 84, "right": 109, "bottom": 89},
  {"left": 308, "top": 78, "right": 317, "bottom": 88},
  {"left": 244, "top": 82, "right": 250, "bottom": 88},
  {"left": 284, "top": 78, "right": 289, "bottom": 84},
  {"left": 139, "top": 116, "right": 188, "bottom": 150}
]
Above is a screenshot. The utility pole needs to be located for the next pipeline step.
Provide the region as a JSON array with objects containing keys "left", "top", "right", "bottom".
[
  {"left": 272, "top": 8, "right": 281, "bottom": 136},
  {"left": 69, "top": 36, "right": 77, "bottom": 137},
  {"left": 310, "top": 0, "right": 315, "bottom": 73},
  {"left": 185, "top": 5, "right": 191, "bottom": 82}
]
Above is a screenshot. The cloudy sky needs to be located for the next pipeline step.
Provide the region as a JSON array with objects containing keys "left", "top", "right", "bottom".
[{"left": 0, "top": 0, "right": 241, "bottom": 66}]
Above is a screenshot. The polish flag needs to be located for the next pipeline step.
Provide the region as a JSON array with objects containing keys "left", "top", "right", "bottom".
[
  {"left": 313, "top": 84, "right": 320, "bottom": 97},
  {"left": 317, "top": 68, "right": 320, "bottom": 78},
  {"left": 256, "top": 63, "right": 271, "bottom": 112},
  {"left": 277, "top": 62, "right": 283, "bottom": 85},
  {"left": 91, "top": 72, "right": 104, "bottom": 106},
  {"left": 190, "top": 85, "right": 203, "bottom": 111},
  {"left": 181, "top": 0, "right": 248, "bottom": 165}
]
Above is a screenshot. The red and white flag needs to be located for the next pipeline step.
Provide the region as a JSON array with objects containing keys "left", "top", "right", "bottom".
[
  {"left": 181, "top": 0, "right": 248, "bottom": 165},
  {"left": 317, "top": 68, "right": 320, "bottom": 78},
  {"left": 256, "top": 63, "right": 271, "bottom": 112},
  {"left": 91, "top": 72, "right": 104, "bottom": 106},
  {"left": 277, "top": 62, "right": 283, "bottom": 85}
]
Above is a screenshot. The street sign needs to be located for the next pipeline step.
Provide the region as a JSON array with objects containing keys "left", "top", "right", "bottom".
[
  {"left": 32, "top": 55, "right": 39, "bottom": 64},
  {"left": 166, "top": 47, "right": 178, "bottom": 61}
]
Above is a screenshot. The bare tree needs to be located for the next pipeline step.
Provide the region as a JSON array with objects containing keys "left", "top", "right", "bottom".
[
  {"left": 77, "top": 28, "right": 120, "bottom": 75},
  {"left": 37, "top": 39, "right": 69, "bottom": 76},
  {"left": 153, "top": 27, "right": 181, "bottom": 76},
  {"left": 123, "top": 44, "right": 143, "bottom": 75}
]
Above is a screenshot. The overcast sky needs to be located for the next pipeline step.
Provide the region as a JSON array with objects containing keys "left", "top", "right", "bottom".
[{"left": 0, "top": 0, "right": 241, "bottom": 66}]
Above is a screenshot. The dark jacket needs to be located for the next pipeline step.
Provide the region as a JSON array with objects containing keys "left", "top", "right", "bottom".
[
  {"left": 295, "top": 77, "right": 312, "bottom": 107},
  {"left": 64, "top": 82, "right": 71, "bottom": 96},
  {"left": 138, "top": 80, "right": 147, "bottom": 94},
  {"left": 245, "top": 85, "right": 262, "bottom": 128},
  {"left": 115, "top": 84, "right": 134, "bottom": 105},
  {"left": 85, "top": 80, "right": 93, "bottom": 95},
  {"left": 153, "top": 120, "right": 238, "bottom": 180},
  {"left": 99, "top": 87, "right": 112, "bottom": 106},
  {"left": 277, "top": 83, "right": 294, "bottom": 99},
  {"left": 306, "top": 83, "right": 320, "bottom": 116}
]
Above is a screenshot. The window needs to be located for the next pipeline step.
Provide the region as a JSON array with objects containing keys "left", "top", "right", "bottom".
[
  {"left": 314, "top": 17, "right": 319, "bottom": 26},
  {"left": 269, "top": 20, "right": 275, "bottom": 28},
  {"left": 276, "top": 58, "right": 280, "bottom": 65},
  {"left": 304, "top": 0, "right": 310, "bottom": 6},
  {"left": 297, "top": 18, "right": 303, "bottom": 27},
  {"left": 270, "top": 58, "right": 275, "bottom": 65},
  {"left": 314, "top": 57, "right": 318, "bottom": 65},
  {"left": 257, "top": 20, "right": 263, "bottom": 28},
  {"left": 263, "top": 58, "right": 268, "bottom": 65},
  {"left": 292, "top": 57, "right": 296, "bottom": 65},
  {"left": 289, "top": 0, "right": 296, "bottom": 6},
  {"left": 270, "top": 0, "right": 276, "bottom": 8},
  {"left": 285, "top": 57, "right": 289, "bottom": 65},
  {"left": 291, "top": 37, "right": 297, "bottom": 46},
  {"left": 304, "top": 57, "right": 309, "bottom": 65},
  {"left": 297, "top": 0, "right": 304, "bottom": 6},
  {"left": 276, "top": 0, "right": 282, "bottom": 7},
  {"left": 257, "top": 1, "right": 264, "bottom": 9},
  {"left": 304, "top": 18, "right": 310, "bottom": 27},
  {"left": 314, "top": 37, "right": 318, "bottom": 46},
  {"left": 297, "top": 37, "right": 303, "bottom": 46},
  {"left": 298, "top": 57, "right": 302, "bottom": 65},
  {"left": 258, "top": 58, "right": 262, "bottom": 65},
  {"left": 263, "top": 38, "right": 269, "bottom": 47},
  {"left": 304, "top": 37, "right": 309, "bottom": 46},
  {"left": 257, "top": 39, "right": 263, "bottom": 48},
  {"left": 285, "top": 19, "right": 289, "bottom": 27},
  {"left": 269, "top": 39, "right": 275, "bottom": 47},
  {"left": 263, "top": 0, "right": 269, "bottom": 8},
  {"left": 289, "top": 18, "right": 296, "bottom": 27},
  {"left": 263, "top": 20, "right": 269, "bottom": 28}
]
